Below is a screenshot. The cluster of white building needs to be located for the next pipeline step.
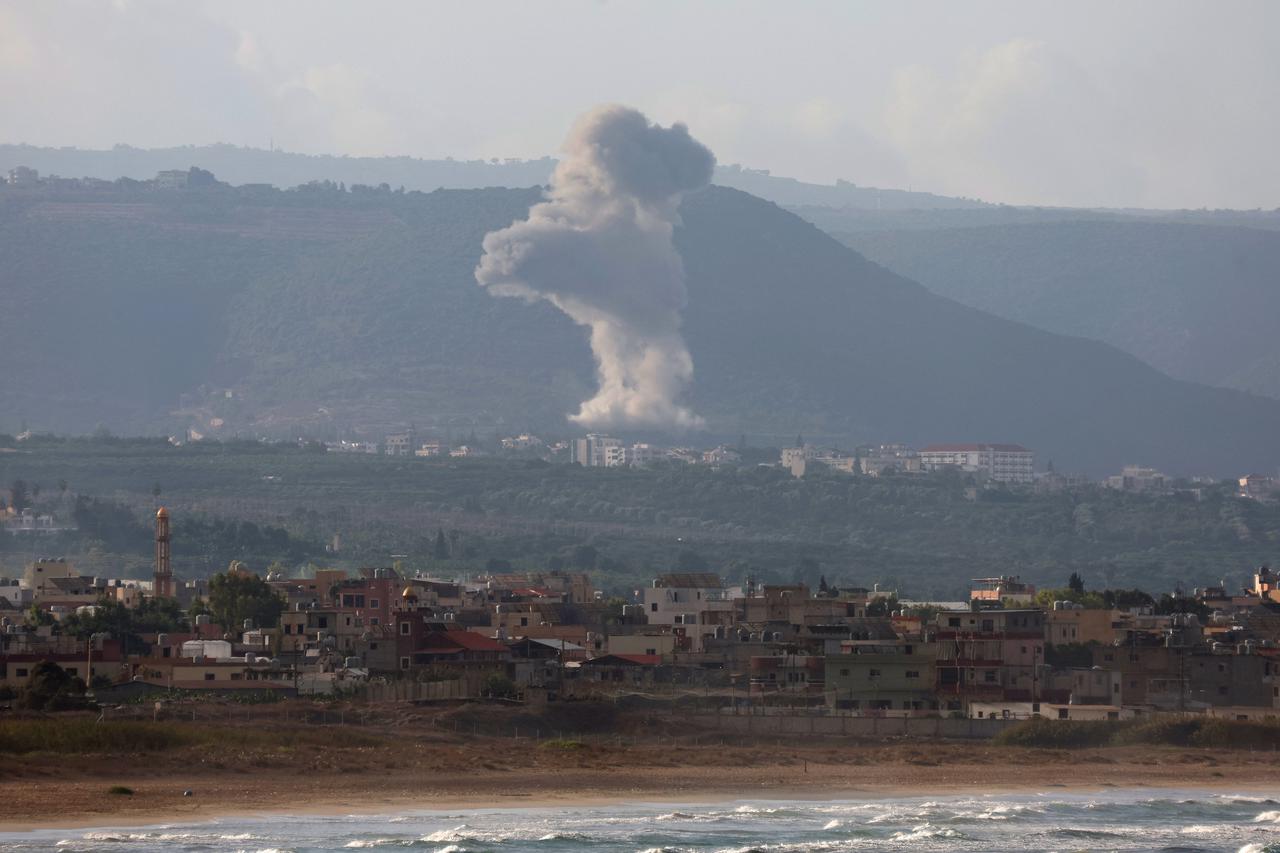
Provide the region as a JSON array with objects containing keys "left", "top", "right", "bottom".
[
  {"left": 782, "top": 442, "right": 1035, "bottom": 484},
  {"left": 569, "top": 434, "right": 741, "bottom": 469}
]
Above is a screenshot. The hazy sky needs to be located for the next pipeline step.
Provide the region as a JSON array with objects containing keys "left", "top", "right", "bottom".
[{"left": 2, "top": 0, "right": 1277, "bottom": 208}]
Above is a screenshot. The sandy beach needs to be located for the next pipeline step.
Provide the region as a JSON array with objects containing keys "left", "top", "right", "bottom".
[{"left": 3, "top": 737, "right": 1278, "bottom": 832}]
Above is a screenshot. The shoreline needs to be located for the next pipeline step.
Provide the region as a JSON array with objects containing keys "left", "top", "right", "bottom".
[{"left": 3, "top": 760, "right": 1278, "bottom": 834}]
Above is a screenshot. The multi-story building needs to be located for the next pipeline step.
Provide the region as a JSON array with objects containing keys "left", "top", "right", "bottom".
[
  {"left": 6, "top": 166, "right": 39, "bottom": 187},
  {"left": 383, "top": 430, "right": 416, "bottom": 456},
  {"left": 642, "top": 573, "right": 736, "bottom": 651},
  {"left": 1104, "top": 465, "right": 1168, "bottom": 493},
  {"left": 825, "top": 639, "right": 938, "bottom": 712},
  {"left": 933, "top": 608, "right": 1046, "bottom": 710},
  {"left": 1239, "top": 474, "right": 1277, "bottom": 501},
  {"left": 918, "top": 444, "right": 1035, "bottom": 484},
  {"left": 858, "top": 444, "right": 921, "bottom": 477},
  {"left": 571, "top": 434, "right": 622, "bottom": 467}
]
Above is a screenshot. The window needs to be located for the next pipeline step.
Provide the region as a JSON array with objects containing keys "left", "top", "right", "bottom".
[
  {"left": 15, "top": 668, "right": 27, "bottom": 678},
  {"left": 204, "top": 673, "right": 216, "bottom": 681},
  {"left": 981, "top": 619, "right": 994, "bottom": 632},
  {"left": 369, "top": 617, "right": 379, "bottom": 626},
  {"left": 230, "top": 673, "right": 243, "bottom": 681},
  {"left": 984, "top": 670, "right": 998, "bottom": 683},
  {"left": 65, "top": 668, "right": 77, "bottom": 677},
  {"left": 355, "top": 595, "right": 365, "bottom": 608},
  {"left": 869, "top": 668, "right": 881, "bottom": 678},
  {"left": 905, "top": 671, "right": 920, "bottom": 679},
  {"left": 343, "top": 595, "right": 355, "bottom": 607},
  {"left": 948, "top": 617, "right": 961, "bottom": 627},
  {"left": 318, "top": 617, "right": 328, "bottom": 629},
  {"left": 1058, "top": 708, "right": 1069, "bottom": 719},
  {"left": 370, "top": 642, "right": 378, "bottom": 650},
  {"left": 1218, "top": 686, "right": 1229, "bottom": 695},
  {"left": 840, "top": 668, "right": 850, "bottom": 677},
  {"left": 651, "top": 603, "right": 658, "bottom": 612},
  {"left": 400, "top": 657, "right": 410, "bottom": 670},
  {"left": 400, "top": 622, "right": 411, "bottom": 635},
  {"left": 520, "top": 617, "right": 528, "bottom": 627},
  {"left": 369, "top": 599, "right": 379, "bottom": 609},
  {"left": 283, "top": 624, "right": 292, "bottom": 635},
  {"left": 645, "top": 648, "right": 657, "bottom": 656}
]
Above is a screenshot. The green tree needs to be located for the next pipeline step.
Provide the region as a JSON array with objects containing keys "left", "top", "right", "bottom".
[
  {"left": 433, "top": 528, "right": 450, "bottom": 560},
  {"left": 571, "top": 544, "right": 598, "bottom": 571},
  {"left": 1067, "top": 572, "right": 1085, "bottom": 594},
  {"left": 675, "top": 549, "right": 709, "bottom": 572},
  {"left": 207, "top": 569, "right": 284, "bottom": 631},
  {"left": 61, "top": 596, "right": 186, "bottom": 654},
  {"left": 19, "top": 661, "right": 87, "bottom": 711},
  {"left": 25, "top": 603, "right": 53, "bottom": 628}
]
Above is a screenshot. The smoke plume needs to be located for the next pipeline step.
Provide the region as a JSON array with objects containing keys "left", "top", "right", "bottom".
[{"left": 475, "top": 105, "right": 714, "bottom": 430}]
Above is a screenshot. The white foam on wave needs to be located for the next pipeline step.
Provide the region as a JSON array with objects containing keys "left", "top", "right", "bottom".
[
  {"left": 422, "top": 825, "right": 470, "bottom": 843},
  {"left": 1254, "top": 810, "right": 1280, "bottom": 824},
  {"left": 342, "top": 840, "right": 398, "bottom": 848},
  {"left": 1181, "top": 824, "right": 1220, "bottom": 835},
  {"left": 890, "top": 823, "right": 962, "bottom": 842},
  {"left": 822, "top": 819, "right": 841, "bottom": 830}
]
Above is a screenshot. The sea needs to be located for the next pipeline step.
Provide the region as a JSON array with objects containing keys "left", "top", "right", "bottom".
[{"left": 2, "top": 789, "right": 1278, "bottom": 852}]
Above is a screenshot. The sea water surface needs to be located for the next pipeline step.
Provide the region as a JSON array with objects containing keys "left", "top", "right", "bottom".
[{"left": 3, "top": 789, "right": 1279, "bottom": 852}]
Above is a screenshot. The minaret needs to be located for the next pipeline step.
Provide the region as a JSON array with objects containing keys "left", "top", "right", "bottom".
[{"left": 154, "top": 507, "right": 173, "bottom": 598}]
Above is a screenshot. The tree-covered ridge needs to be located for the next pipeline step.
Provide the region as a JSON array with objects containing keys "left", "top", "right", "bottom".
[
  {"left": 3, "top": 438, "right": 1277, "bottom": 598},
  {"left": 4, "top": 181, "right": 1280, "bottom": 474}
]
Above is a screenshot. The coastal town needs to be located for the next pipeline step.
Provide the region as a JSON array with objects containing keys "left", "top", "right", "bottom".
[{"left": 3, "top": 501, "right": 1279, "bottom": 730}]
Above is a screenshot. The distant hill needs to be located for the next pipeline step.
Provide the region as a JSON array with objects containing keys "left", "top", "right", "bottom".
[
  {"left": 830, "top": 219, "right": 1280, "bottom": 399},
  {"left": 0, "top": 143, "right": 988, "bottom": 211},
  {"left": 3, "top": 179, "right": 1280, "bottom": 476}
]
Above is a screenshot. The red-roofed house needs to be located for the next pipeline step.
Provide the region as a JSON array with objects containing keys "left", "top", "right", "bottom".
[
  {"left": 919, "top": 444, "right": 1034, "bottom": 483},
  {"left": 402, "top": 625, "right": 510, "bottom": 671}
]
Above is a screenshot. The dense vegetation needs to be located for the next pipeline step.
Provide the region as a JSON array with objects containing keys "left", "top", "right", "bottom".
[
  {"left": 3, "top": 436, "right": 1277, "bottom": 597},
  {"left": 4, "top": 182, "right": 1280, "bottom": 475}
]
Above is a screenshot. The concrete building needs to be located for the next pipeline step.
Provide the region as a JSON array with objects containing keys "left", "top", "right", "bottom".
[
  {"left": 1239, "top": 474, "right": 1277, "bottom": 501},
  {"left": 1105, "top": 465, "right": 1168, "bottom": 493},
  {"left": 571, "top": 434, "right": 622, "bottom": 467},
  {"left": 825, "top": 640, "right": 938, "bottom": 712},
  {"left": 6, "top": 166, "right": 38, "bottom": 187},
  {"left": 641, "top": 573, "right": 736, "bottom": 652},
  {"left": 970, "top": 576, "right": 1037, "bottom": 606},
  {"left": 858, "top": 444, "right": 921, "bottom": 477},
  {"left": 919, "top": 444, "right": 1034, "bottom": 484},
  {"left": 933, "top": 608, "right": 1046, "bottom": 710},
  {"left": 383, "top": 430, "right": 416, "bottom": 456}
]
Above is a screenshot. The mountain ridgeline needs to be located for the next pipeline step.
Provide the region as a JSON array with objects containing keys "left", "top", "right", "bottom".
[
  {"left": 2, "top": 179, "right": 1279, "bottom": 476},
  {"left": 826, "top": 217, "right": 1280, "bottom": 400}
]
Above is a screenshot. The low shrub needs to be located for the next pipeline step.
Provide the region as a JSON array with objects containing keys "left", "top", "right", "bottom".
[
  {"left": 995, "top": 716, "right": 1280, "bottom": 750},
  {"left": 107, "top": 786, "right": 134, "bottom": 796},
  {"left": 539, "top": 738, "right": 586, "bottom": 750}
]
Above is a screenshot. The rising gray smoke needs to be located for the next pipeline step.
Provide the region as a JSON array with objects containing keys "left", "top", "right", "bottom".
[{"left": 474, "top": 105, "right": 715, "bottom": 430}]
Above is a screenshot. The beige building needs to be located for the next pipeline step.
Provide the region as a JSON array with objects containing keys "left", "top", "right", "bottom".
[{"left": 919, "top": 444, "right": 1034, "bottom": 484}]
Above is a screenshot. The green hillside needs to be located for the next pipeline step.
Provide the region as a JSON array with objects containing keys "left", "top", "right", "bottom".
[
  {"left": 2, "top": 436, "right": 1276, "bottom": 598},
  {"left": 3, "top": 180, "right": 1280, "bottom": 476},
  {"left": 832, "top": 219, "right": 1280, "bottom": 399}
]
